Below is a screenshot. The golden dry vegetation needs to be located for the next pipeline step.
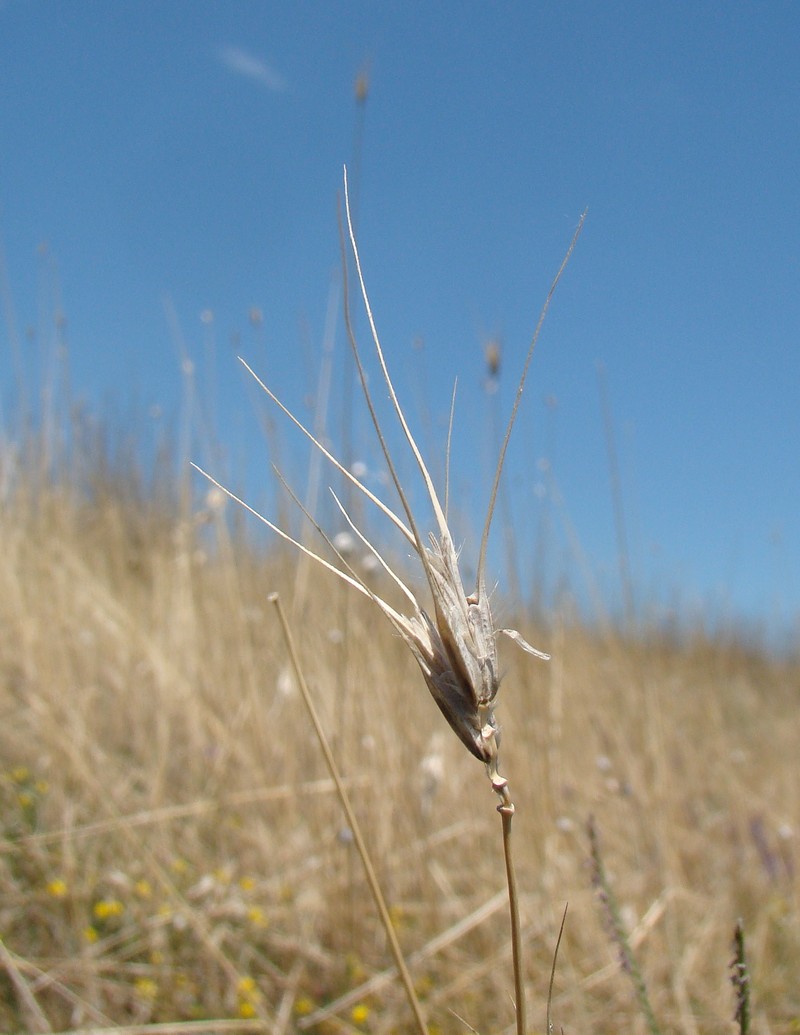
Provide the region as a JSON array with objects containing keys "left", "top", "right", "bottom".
[{"left": 1, "top": 428, "right": 799, "bottom": 1035}]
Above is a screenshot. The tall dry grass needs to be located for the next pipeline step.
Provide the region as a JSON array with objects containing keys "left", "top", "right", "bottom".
[{"left": 0, "top": 409, "right": 798, "bottom": 1034}]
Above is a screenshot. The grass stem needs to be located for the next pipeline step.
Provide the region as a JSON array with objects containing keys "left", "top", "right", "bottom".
[
  {"left": 588, "top": 816, "right": 661, "bottom": 1035},
  {"left": 269, "top": 592, "right": 428, "bottom": 1035},
  {"left": 498, "top": 797, "right": 527, "bottom": 1035},
  {"left": 731, "top": 919, "right": 750, "bottom": 1035}
]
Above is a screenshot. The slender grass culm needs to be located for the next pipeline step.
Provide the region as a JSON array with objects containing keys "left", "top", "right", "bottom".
[
  {"left": 730, "top": 919, "right": 750, "bottom": 1035},
  {"left": 195, "top": 169, "right": 584, "bottom": 1032},
  {"left": 269, "top": 589, "right": 427, "bottom": 1034},
  {"left": 587, "top": 815, "right": 661, "bottom": 1035}
]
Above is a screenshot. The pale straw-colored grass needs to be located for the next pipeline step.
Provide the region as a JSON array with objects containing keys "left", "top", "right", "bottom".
[
  {"left": 1, "top": 443, "right": 798, "bottom": 1033},
  {"left": 1, "top": 190, "right": 798, "bottom": 1031}
]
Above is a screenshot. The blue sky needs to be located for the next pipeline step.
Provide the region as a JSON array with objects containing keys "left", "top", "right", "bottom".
[{"left": 2, "top": 2, "right": 799, "bottom": 643}]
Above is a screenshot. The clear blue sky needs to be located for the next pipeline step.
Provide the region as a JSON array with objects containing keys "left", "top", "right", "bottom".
[{"left": 2, "top": 2, "right": 799, "bottom": 644}]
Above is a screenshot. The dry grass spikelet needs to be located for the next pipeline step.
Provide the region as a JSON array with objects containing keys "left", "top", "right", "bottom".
[{"left": 195, "top": 169, "right": 583, "bottom": 793}]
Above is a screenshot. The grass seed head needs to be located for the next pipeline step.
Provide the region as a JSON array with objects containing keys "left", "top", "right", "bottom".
[{"left": 194, "top": 168, "right": 583, "bottom": 774}]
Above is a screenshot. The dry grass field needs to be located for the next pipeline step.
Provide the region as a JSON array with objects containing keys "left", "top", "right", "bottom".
[{"left": 0, "top": 415, "right": 798, "bottom": 1035}]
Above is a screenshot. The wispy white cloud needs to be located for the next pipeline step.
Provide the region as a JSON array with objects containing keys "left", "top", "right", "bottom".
[{"left": 219, "top": 44, "right": 287, "bottom": 92}]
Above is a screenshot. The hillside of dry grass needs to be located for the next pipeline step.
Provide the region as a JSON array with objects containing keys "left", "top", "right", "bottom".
[{"left": 1, "top": 436, "right": 798, "bottom": 1035}]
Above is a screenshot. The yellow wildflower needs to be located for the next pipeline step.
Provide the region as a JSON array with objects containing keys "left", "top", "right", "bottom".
[
  {"left": 46, "top": 878, "right": 68, "bottom": 898},
  {"left": 351, "top": 1003, "right": 370, "bottom": 1025},
  {"left": 93, "top": 898, "right": 124, "bottom": 920},
  {"left": 247, "top": 905, "right": 268, "bottom": 928},
  {"left": 135, "top": 977, "right": 158, "bottom": 1001},
  {"left": 294, "top": 996, "right": 314, "bottom": 1016},
  {"left": 237, "top": 976, "right": 261, "bottom": 1016}
]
